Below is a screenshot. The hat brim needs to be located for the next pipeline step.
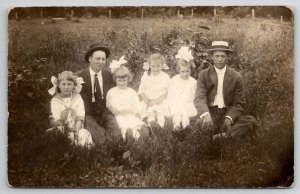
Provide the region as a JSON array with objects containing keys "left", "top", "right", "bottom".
[
  {"left": 207, "top": 48, "right": 233, "bottom": 54},
  {"left": 85, "top": 46, "right": 110, "bottom": 62}
]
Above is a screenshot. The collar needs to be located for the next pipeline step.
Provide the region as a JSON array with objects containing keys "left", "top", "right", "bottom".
[
  {"left": 89, "top": 67, "right": 102, "bottom": 77},
  {"left": 53, "top": 93, "right": 80, "bottom": 105},
  {"left": 214, "top": 65, "right": 226, "bottom": 75}
]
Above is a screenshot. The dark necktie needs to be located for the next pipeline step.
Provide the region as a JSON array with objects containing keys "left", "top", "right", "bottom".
[{"left": 94, "top": 74, "right": 102, "bottom": 100}]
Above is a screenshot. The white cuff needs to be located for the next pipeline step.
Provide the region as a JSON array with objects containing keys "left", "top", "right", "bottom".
[
  {"left": 225, "top": 115, "right": 233, "bottom": 123},
  {"left": 199, "top": 112, "right": 210, "bottom": 118}
]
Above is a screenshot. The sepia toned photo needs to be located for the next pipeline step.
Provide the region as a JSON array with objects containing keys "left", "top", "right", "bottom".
[{"left": 8, "top": 6, "right": 294, "bottom": 188}]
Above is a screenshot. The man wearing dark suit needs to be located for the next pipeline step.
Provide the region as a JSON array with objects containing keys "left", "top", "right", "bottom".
[
  {"left": 76, "top": 43, "right": 120, "bottom": 144},
  {"left": 194, "top": 41, "right": 257, "bottom": 138}
]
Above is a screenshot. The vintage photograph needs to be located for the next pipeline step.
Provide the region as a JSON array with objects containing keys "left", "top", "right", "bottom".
[{"left": 8, "top": 6, "right": 294, "bottom": 188}]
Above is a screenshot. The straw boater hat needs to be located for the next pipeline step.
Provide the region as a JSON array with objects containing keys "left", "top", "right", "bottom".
[
  {"left": 85, "top": 43, "right": 110, "bottom": 63},
  {"left": 207, "top": 41, "right": 233, "bottom": 54}
]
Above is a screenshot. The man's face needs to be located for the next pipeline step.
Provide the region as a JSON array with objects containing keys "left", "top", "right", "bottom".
[
  {"left": 212, "top": 51, "right": 228, "bottom": 69},
  {"left": 89, "top": 50, "right": 106, "bottom": 73}
]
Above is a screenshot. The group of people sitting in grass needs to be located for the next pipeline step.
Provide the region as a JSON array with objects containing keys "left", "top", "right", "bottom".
[{"left": 47, "top": 40, "right": 257, "bottom": 153}]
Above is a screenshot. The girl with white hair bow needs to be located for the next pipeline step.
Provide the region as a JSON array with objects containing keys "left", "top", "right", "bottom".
[
  {"left": 107, "top": 56, "right": 148, "bottom": 142},
  {"left": 48, "top": 71, "right": 93, "bottom": 148},
  {"left": 138, "top": 53, "right": 171, "bottom": 128},
  {"left": 168, "top": 47, "right": 198, "bottom": 130}
]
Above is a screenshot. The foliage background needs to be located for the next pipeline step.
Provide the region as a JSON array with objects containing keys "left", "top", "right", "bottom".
[{"left": 8, "top": 6, "right": 294, "bottom": 187}]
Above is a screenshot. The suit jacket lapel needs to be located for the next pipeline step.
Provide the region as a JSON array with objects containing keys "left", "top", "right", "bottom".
[
  {"left": 83, "top": 68, "right": 92, "bottom": 97},
  {"left": 102, "top": 71, "right": 108, "bottom": 97},
  {"left": 209, "top": 66, "right": 218, "bottom": 88},
  {"left": 223, "top": 66, "right": 232, "bottom": 103}
]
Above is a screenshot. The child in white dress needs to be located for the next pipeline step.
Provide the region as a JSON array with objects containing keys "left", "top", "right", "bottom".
[
  {"left": 138, "top": 53, "right": 170, "bottom": 128},
  {"left": 48, "top": 71, "right": 93, "bottom": 148},
  {"left": 106, "top": 56, "right": 147, "bottom": 141},
  {"left": 168, "top": 47, "right": 197, "bottom": 130}
]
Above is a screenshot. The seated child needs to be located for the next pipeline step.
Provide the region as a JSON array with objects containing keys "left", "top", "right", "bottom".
[
  {"left": 138, "top": 53, "right": 170, "bottom": 128},
  {"left": 48, "top": 71, "right": 93, "bottom": 148},
  {"left": 168, "top": 47, "right": 197, "bottom": 130},
  {"left": 106, "top": 56, "right": 148, "bottom": 141}
]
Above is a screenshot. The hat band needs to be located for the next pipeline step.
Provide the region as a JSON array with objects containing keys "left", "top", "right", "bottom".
[{"left": 211, "top": 45, "right": 229, "bottom": 49}]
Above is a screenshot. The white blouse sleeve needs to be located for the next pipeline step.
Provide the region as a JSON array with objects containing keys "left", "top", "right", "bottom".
[
  {"left": 106, "top": 89, "right": 114, "bottom": 112},
  {"left": 138, "top": 72, "right": 147, "bottom": 95},
  {"left": 189, "top": 79, "right": 197, "bottom": 103},
  {"left": 50, "top": 98, "right": 62, "bottom": 122},
  {"left": 132, "top": 90, "right": 142, "bottom": 114},
  {"left": 167, "top": 78, "right": 174, "bottom": 103},
  {"left": 165, "top": 73, "right": 171, "bottom": 87},
  {"left": 167, "top": 77, "right": 176, "bottom": 113}
]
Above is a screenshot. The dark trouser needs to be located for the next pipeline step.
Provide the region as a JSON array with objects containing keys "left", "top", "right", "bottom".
[
  {"left": 199, "top": 106, "right": 258, "bottom": 138},
  {"left": 84, "top": 108, "right": 121, "bottom": 144}
]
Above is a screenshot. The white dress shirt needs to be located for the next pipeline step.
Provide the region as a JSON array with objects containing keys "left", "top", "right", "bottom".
[
  {"left": 89, "top": 68, "right": 103, "bottom": 96},
  {"left": 199, "top": 65, "right": 233, "bottom": 123},
  {"left": 212, "top": 66, "right": 226, "bottom": 108}
]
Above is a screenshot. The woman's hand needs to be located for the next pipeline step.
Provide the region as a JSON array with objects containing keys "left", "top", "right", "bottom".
[
  {"left": 56, "top": 126, "right": 65, "bottom": 133},
  {"left": 55, "top": 119, "right": 64, "bottom": 127}
]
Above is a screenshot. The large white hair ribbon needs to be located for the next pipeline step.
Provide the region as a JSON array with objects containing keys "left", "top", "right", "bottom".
[
  {"left": 48, "top": 76, "right": 58, "bottom": 95},
  {"left": 175, "top": 46, "right": 194, "bottom": 62},
  {"left": 74, "top": 77, "right": 84, "bottom": 94},
  {"left": 48, "top": 75, "right": 85, "bottom": 95},
  {"left": 109, "top": 55, "right": 128, "bottom": 73}
]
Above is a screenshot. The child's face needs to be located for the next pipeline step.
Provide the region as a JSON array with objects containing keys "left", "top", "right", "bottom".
[
  {"left": 58, "top": 79, "right": 75, "bottom": 97},
  {"left": 179, "top": 66, "right": 191, "bottom": 80},
  {"left": 150, "top": 60, "right": 163, "bottom": 74},
  {"left": 116, "top": 77, "right": 128, "bottom": 89}
]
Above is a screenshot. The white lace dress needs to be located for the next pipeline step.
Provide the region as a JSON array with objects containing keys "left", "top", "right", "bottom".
[{"left": 106, "top": 87, "right": 145, "bottom": 140}]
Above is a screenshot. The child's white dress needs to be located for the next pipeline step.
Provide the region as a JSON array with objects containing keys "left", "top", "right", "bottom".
[
  {"left": 50, "top": 93, "right": 93, "bottom": 147},
  {"left": 138, "top": 71, "right": 170, "bottom": 127},
  {"left": 168, "top": 74, "right": 197, "bottom": 129},
  {"left": 106, "top": 87, "right": 145, "bottom": 140}
]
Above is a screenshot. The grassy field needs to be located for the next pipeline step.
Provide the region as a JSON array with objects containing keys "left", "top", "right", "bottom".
[{"left": 8, "top": 17, "right": 294, "bottom": 187}]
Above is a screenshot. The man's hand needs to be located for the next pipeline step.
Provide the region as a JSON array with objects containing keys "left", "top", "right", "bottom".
[
  {"left": 220, "top": 118, "right": 232, "bottom": 133},
  {"left": 201, "top": 113, "right": 214, "bottom": 130}
]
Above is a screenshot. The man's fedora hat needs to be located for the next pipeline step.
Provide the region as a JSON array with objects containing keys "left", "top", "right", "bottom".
[
  {"left": 85, "top": 43, "right": 110, "bottom": 63},
  {"left": 207, "top": 41, "right": 233, "bottom": 54}
]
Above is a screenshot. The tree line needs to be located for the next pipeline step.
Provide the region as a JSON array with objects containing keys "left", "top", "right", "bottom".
[{"left": 8, "top": 6, "right": 293, "bottom": 21}]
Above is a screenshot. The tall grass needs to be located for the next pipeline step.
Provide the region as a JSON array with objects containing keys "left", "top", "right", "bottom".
[{"left": 8, "top": 18, "right": 293, "bottom": 187}]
